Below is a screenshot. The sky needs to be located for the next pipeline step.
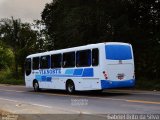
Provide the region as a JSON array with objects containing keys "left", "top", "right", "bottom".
[{"left": 0, "top": 0, "right": 52, "bottom": 23}]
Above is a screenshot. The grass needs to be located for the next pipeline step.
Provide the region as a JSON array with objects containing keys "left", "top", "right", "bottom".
[
  {"left": 0, "top": 69, "right": 24, "bottom": 85},
  {"left": 0, "top": 78, "right": 24, "bottom": 85}
]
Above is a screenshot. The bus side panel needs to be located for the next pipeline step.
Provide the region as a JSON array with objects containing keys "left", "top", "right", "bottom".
[
  {"left": 73, "top": 78, "right": 101, "bottom": 91},
  {"left": 53, "top": 78, "right": 66, "bottom": 90}
]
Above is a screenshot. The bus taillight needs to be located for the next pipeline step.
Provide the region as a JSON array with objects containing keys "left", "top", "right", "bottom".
[{"left": 103, "top": 71, "right": 108, "bottom": 79}]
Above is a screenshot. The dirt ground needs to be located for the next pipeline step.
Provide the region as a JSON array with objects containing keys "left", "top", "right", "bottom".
[{"left": 0, "top": 109, "right": 107, "bottom": 120}]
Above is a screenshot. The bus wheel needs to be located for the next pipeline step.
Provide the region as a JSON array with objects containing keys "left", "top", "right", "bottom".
[
  {"left": 95, "top": 90, "right": 103, "bottom": 93},
  {"left": 91, "top": 89, "right": 103, "bottom": 94},
  {"left": 66, "top": 80, "right": 75, "bottom": 94},
  {"left": 33, "top": 81, "right": 40, "bottom": 92}
]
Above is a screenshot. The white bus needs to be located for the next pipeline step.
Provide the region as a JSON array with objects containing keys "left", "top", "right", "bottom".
[{"left": 25, "top": 42, "right": 135, "bottom": 93}]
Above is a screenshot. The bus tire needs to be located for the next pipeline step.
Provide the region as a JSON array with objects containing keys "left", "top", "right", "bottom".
[
  {"left": 33, "top": 80, "right": 40, "bottom": 92},
  {"left": 66, "top": 80, "right": 75, "bottom": 94},
  {"left": 95, "top": 89, "right": 103, "bottom": 93}
]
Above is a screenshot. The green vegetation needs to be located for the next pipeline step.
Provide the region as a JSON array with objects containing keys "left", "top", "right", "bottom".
[
  {"left": 42, "top": 0, "right": 160, "bottom": 80},
  {"left": 0, "top": 0, "right": 160, "bottom": 90},
  {"left": 0, "top": 42, "right": 14, "bottom": 70},
  {"left": 0, "top": 18, "right": 43, "bottom": 85},
  {"left": 135, "top": 78, "right": 160, "bottom": 91},
  {"left": 0, "top": 69, "right": 24, "bottom": 85},
  {"left": 41, "top": 0, "right": 160, "bottom": 90}
]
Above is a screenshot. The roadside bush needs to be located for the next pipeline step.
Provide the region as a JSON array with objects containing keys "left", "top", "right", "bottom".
[
  {"left": 0, "top": 44, "right": 14, "bottom": 70},
  {"left": 135, "top": 77, "right": 160, "bottom": 91},
  {"left": 0, "top": 69, "right": 24, "bottom": 85}
]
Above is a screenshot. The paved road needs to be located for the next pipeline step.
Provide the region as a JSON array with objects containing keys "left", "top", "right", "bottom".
[{"left": 0, "top": 84, "right": 160, "bottom": 115}]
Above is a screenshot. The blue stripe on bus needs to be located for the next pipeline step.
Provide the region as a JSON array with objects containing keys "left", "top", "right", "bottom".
[
  {"left": 41, "top": 76, "right": 46, "bottom": 81},
  {"left": 65, "top": 69, "right": 74, "bottom": 75},
  {"left": 101, "top": 79, "right": 135, "bottom": 89},
  {"left": 73, "top": 69, "right": 83, "bottom": 75},
  {"left": 35, "top": 75, "right": 52, "bottom": 82},
  {"left": 35, "top": 68, "right": 94, "bottom": 82},
  {"left": 35, "top": 75, "right": 41, "bottom": 81},
  {"left": 47, "top": 77, "right": 52, "bottom": 82},
  {"left": 82, "top": 68, "right": 93, "bottom": 77}
]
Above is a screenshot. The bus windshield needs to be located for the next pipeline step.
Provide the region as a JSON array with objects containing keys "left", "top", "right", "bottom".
[{"left": 105, "top": 45, "right": 132, "bottom": 60}]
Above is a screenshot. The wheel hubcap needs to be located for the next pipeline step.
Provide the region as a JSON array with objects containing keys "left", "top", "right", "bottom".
[
  {"left": 34, "top": 83, "right": 38, "bottom": 89},
  {"left": 68, "top": 84, "right": 73, "bottom": 92}
]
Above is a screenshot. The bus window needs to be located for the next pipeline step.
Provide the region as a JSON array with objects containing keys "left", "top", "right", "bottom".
[
  {"left": 76, "top": 50, "right": 91, "bottom": 67},
  {"left": 33, "top": 57, "right": 39, "bottom": 70},
  {"left": 63, "top": 52, "right": 75, "bottom": 68},
  {"left": 51, "top": 54, "right": 62, "bottom": 68},
  {"left": 25, "top": 58, "right": 31, "bottom": 76},
  {"left": 105, "top": 45, "right": 132, "bottom": 60},
  {"left": 92, "top": 48, "right": 99, "bottom": 66},
  {"left": 40, "top": 55, "right": 50, "bottom": 69}
]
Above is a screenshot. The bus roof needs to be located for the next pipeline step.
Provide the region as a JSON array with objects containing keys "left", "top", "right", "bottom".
[{"left": 26, "top": 42, "right": 130, "bottom": 58}]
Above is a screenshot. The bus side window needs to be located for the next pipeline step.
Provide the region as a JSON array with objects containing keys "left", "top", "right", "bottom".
[
  {"left": 33, "top": 57, "right": 39, "bottom": 70},
  {"left": 25, "top": 58, "right": 31, "bottom": 76},
  {"left": 76, "top": 50, "right": 91, "bottom": 67},
  {"left": 51, "top": 54, "right": 62, "bottom": 68},
  {"left": 92, "top": 48, "right": 99, "bottom": 66},
  {"left": 40, "top": 55, "right": 50, "bottom": 69},
  {"left": 63, "top": 52, "right": 75, "bottom": 68}
]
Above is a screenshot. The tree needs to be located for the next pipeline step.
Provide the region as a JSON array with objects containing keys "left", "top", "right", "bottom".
[
  {"left": 41, "top": 0, "right": 160, "bottom": 79},
  {"left": 0, "top": 17, "right": 37, "bottom": 77},
  {"left": 126, "top": 0, "right": 160, "bottom": 79},
  {"left": 41, "top": 0, "right": 134, "bottom": 48},
  {"left": 32, "top": 20, "right": 53, "bottom": 51},
  {"left": 0, "top": 42, "right": 14, "bottom": 70}
]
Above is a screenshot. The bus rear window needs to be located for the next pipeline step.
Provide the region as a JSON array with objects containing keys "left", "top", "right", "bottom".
[{"left": 105, "top": 45, "right": 132, "bottom": 60}]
